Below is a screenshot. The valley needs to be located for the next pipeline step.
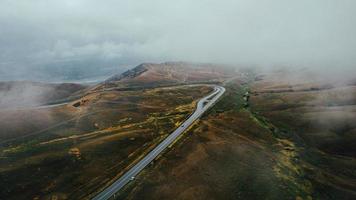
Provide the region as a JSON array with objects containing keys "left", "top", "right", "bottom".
[{"left": 1, "top": 63, "right": 355, "bottom": 200}]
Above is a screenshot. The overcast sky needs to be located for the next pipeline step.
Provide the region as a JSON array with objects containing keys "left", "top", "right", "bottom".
[{"left": 1, "top": 0, "right": 356, "bottom": 81}]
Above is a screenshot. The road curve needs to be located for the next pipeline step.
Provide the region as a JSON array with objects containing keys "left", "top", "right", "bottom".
[{"left": 93, "top": 85, "right": 226, "bottom": 200}]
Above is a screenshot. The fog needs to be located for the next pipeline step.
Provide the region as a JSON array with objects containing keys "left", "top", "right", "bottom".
[
  {"left": 0, "top": 0, "right": 356, "bottom": 81},
  {"left": 0, "top": 82, "right": 51, "bottom": 109}
]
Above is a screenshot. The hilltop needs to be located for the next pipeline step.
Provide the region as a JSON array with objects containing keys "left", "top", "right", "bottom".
[{"left": 102, "top": 62, "right": 235, "bottom": 89}]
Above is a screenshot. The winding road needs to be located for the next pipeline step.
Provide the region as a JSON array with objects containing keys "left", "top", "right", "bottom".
[{"left": 93, "top": 85, "right": 226, "bottom": 200}]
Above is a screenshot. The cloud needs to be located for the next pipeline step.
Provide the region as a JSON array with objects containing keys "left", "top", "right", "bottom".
[
  {"left": 0, "top": 82, "right": 51, "bottom": 108},
  {"left": 0, "top": 0, "right": 356, "bottom": 81}
]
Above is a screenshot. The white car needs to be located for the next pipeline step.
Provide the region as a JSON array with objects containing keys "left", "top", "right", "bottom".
[{"left": 130, "top": 176, "right": 135, "bottom": 181}]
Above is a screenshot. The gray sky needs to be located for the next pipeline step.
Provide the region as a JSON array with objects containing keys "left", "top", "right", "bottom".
[{"left": 1, "top": 0, "right": 356, "bottom": 81}]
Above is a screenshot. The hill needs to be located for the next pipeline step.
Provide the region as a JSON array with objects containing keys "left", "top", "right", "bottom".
[{"left": 102, "top": 62, "right": 235, "bottom": 89}]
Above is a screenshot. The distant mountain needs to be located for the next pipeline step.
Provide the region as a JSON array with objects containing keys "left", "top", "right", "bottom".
[{"left": 105, "top": 62, "right": 235, "bottom": 87}]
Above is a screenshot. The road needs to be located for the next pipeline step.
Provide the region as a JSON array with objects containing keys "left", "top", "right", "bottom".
[{"left": 92, "top": 85, "right": 226, "bottom": 200}]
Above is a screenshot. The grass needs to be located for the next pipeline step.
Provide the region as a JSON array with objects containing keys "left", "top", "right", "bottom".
[
  {"left": 248, "top": 71, "right": 356, "bottom": 199},
  {"left": 0, "top": 85, "right": 211, "bottom": 200},
  {"left": 3, "top": 69, "right": 356, "bottom": 199},
  {"left": 116, "top": 78, "right": 318, "bottom": 200}
]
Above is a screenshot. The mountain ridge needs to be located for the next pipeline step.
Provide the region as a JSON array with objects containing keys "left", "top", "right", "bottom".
[{"left": 105, "top": 62, "right": 235, "bottom": 85}]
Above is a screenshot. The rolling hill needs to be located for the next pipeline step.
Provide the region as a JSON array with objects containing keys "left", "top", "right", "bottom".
[{"left": 100, "top": 62, "right": 236, "bottom": 89}]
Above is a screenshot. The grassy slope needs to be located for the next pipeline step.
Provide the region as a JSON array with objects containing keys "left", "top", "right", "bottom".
[
  {"left": 0, "top": 85, "right": 211, "bottom": 200},
  {"left": 119, "top": 71, "right": 356, "bottom": 200},
  {"left": 249, "top": 71, "right": 356, "bottom": 199},
  {"left": 118, "top": 77, "right": 317, "bottom": 200}
]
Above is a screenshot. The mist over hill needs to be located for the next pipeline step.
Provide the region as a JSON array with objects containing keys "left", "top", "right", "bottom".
[
  {"left": 0, "top": 58, "right": 127, "bottom": 83},
  {"left": 0, "top": 81, "right": 87, "bottom": 109}
]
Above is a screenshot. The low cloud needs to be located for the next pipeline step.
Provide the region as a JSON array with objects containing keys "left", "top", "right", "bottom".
[
  {"left": 0, "top": 0, "right": 356, "bottom": 81},
  {"left": 0, "top": 82, "right": 52, "bottom": 109}
]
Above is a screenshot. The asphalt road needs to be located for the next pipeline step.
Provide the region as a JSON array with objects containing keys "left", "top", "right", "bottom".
[{"left": 93, "top": 85, "right": 226, "bottom": 200}]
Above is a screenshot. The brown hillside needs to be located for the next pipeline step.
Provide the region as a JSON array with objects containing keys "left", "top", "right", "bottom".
[{"left": 106, "top": 62, "right": 235, "bottom": 85}]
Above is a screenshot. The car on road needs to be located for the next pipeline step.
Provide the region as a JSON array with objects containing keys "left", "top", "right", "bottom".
[{"left": 130, "top": 176, "right": 135, "bottom": 181}]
